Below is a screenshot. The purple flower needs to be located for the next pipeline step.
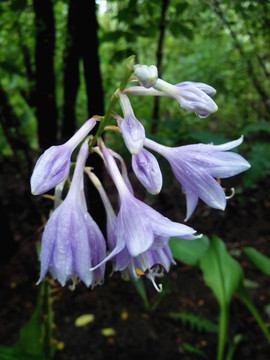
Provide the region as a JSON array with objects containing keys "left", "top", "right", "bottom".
[
  {"left": 124, "top": 80, "right": 218, "bottom": 118},
  {"left": 144, "top": 136, "right": 251, "bottom": 221},
  {"left": 118, "top": 92, "right": 145, "bottom": 154},
  {"left": 100, "top": 141, "right": 198, "bottom": 255},
  {"left": 132, "top": 148, "right": 163, "bottom": 194},
  {"left": 153, "top": 79, "right": 218, "bottom": 117},
  {"left": 31, "top": 117, "right": 96, "bottom": 195},
  {"left": 37, "top": 141, "right": 106, "bottom": 288},
  {"left": 88, "top": 141, "right": 199, "bottom": 291}
]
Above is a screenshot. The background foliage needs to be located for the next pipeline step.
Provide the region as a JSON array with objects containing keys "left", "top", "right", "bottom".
[{"left": 0, "top": 1, "right": 270, "bottom": 360}]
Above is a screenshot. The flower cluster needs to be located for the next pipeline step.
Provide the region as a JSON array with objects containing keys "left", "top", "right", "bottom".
[{"left": 31, "top": 62, "right": 250, "bottom": 291}]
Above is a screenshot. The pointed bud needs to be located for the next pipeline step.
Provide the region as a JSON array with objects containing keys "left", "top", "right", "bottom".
[
  {"left": 119, "top": 92, "right": 145, "bottom": 155},
  {"left": 30, "top": 118, "right": 96, "bottom": 195},
  {"left": 132, "top": 148, "right": 163, "bottom": 194}
]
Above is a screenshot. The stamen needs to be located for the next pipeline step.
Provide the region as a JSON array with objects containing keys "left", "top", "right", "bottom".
[
  {"left": 68, "top": 276, "right": 78, "bottom": 291},
  {"left": 226, "top": 187, "right": 235, "bottom": 200},
  {"left": 150, "top": 276, "right": 163, "bottom": 293},
  {"left": 135, "top": 268, "right": 145, "bottom": 276}
]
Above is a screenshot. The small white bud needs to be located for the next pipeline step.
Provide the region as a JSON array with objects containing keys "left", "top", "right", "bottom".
[{"left": 134, "top": 65, "right": 158, "bottom": 88}]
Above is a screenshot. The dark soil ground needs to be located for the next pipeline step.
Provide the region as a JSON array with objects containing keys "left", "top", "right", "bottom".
[{"left": 0, "top": 158, "right": 270, "bottom": 360}]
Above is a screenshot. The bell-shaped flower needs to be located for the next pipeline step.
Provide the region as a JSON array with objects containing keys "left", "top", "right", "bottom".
[
  {"left": 100, "top": 141, "right": 198, "bottom": 257},
  {"left": 37, "top": 141, "right": 106, "bottom": 288},
  {"left": 144, "top": 136, "right": 251, "bottom": 221},
  {"left": 134, "top": 64, "right": 158, "bottom": 88},
  {"left": 118, "top": 92, "right": 145, "bottom": 155},
  {"left": 31, "top": 117, "right": 97, "bottom": 195},
  {"left": 124, "top": 79, "right": 218, "bottom": 118},
  {"left": 132, "top": 148, "right": 163, "bottom": 194}
]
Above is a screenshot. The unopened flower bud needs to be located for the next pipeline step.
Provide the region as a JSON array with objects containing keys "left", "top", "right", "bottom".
[
  {"left": 30, "top": 118, "right": 96, "bottom": 195},
  {"left": 119, "top": 92, "right": 145, "bottom": 155},
  {"left": 132, "top": 148, "right": 163, "bottom": 194},
  {"left": 134, "top": 65, "right": 158, "bottom": 88}
]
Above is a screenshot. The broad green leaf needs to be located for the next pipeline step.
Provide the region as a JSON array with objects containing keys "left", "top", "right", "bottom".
[
  {"left": 0, "top": 346, "right": 47, "bottom": 360},
  {"left": 199, "top": 236, "right": 243, "bottom": 306},
  {"left": 169, "top": 236, "right": 210, "bottom": 266},
  {"left": 243, "top": 247, "right": 270, "bottom": 276}
]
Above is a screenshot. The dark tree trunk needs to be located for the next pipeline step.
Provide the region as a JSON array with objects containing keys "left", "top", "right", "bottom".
[
  {"left": 80, "top": 0, "right": 104, "bottom": 118},
  {"left": 151, "top": 0, "right": 170, "bottom": 134},
  {"left": 33, "top": 0, "right": 58, "bottom": 150},
  {"left": 61, "top": 0, "right": 81, "bottom": 142},
  {"left": 80, "top": 0, "right": 105, "bottom": 231},
  {"left": 62, "top": 0, "right": 105, "bottom": 231}
]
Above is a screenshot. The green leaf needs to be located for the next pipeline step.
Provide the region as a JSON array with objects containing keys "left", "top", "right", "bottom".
[
  {"left": 242, "top": 121, "right": 270, "bottom": 135},
  {"left": 0, "top": 281, "right": 56, "bottom": 360},
  {"left": 182, "top": 342, "right": 208, "bottom": 358},
  {"left": 243, "top": 247, "right": 270, "bottom": 276},
  {"left": 243, "top": 142, "right": 270, "bottom": 187},
  {"left": 0, "top": 345, "right": 47, "bottom": 360},
  {"left": 169, "top": 236, "right": 210, "bottom": 266},
  {"left": 199, "top": 236, "right": 243, "bottom": 306},
  {"left": 170, "top": 311, "right": 218, "bottom": 333}
]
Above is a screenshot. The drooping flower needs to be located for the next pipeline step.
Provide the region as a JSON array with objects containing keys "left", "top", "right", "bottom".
[
  {"left": 132, "top": 148, "right": 163, "bottom": 194},
  {"left": 144, "top": 136, "right": 251, "bottom": 221},
  {"left": 118, "top": 91, "right": 145, "bottom": 155},
  {"left": 89, "top": 141, "right": 199, "bottom": 290},
  {"left": 37, "top": 141, "right": 106, "bottom": 288},
  {"left": 88, "top": 142, "right": 198, "bottom": 290},
  {"left": 102, "top": 141, "right": 198, "bottom": 254},
  {"left": 125, "top": 77, "right": 218, "bottom": 118},
  {"left": 31, "top": 117, "right": 97, "bottom": 195}
]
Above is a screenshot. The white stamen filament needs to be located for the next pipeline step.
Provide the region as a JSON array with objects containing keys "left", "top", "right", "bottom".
[{"left": 226, "top": 187, "right": 235, "bottom": 200}]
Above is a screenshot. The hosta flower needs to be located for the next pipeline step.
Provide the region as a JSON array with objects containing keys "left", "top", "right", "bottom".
[
  {"left": 31, "top": 117, "right": 97, "bottom": 195},
  {"left": 132, "top": 148, "right": 163, "bottom": 194},
  {"left": 37, "top": 141, "right": 106, "bottom": 288},
  {"left": 89, "top": 141, "right": 199, "bottom": 290},
  {"left": 144, "top": 136, "right": 251, "bottom": 221},
  {"left": 102, "top": 141, "right": 197, "bottom": 254},
  {"left": 125, "top": 80, "right": 218, "bottom": 118},
  {"left": 118, "top": 92, "right": 145, "bottom": 154}
]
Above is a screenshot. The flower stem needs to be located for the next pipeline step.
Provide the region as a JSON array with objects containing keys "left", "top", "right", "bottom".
[
  {"left": 93, "top": 55, "right": 136, "bottom": 143},
  {"left": 217, "top": 304, "right": 228, "bottom": 360}
]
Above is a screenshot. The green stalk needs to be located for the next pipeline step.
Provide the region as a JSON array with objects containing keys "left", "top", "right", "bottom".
[
  {"left": 93, "top": 55, "right": 135, "bottom": 143},
  {"left": 237, "top": 283, "right": 270, "bottom": 343},
  {"left": 217, "top": 304, "right": 229, "bottom": 360},
  {"left": 42, "top": 279, "right": 53, "bottom": 358}
]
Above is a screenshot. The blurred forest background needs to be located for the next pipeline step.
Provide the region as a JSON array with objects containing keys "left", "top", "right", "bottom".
[{"left": 0, "top": 1, "right": 270, "bottom": 360}]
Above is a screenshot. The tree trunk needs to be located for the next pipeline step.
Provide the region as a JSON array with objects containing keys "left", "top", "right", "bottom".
[
  {"left": 151, "top": 0, "right": 170, "bottom": 134},
  {"left": 33, "top": 0, "right": 58, "bottom": 150},
  {"left": 61, "top": 0, "right": 80, "bottom": 142},
  {"left": 62, "top": 0, "right": 105, "bottom": 231}
]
